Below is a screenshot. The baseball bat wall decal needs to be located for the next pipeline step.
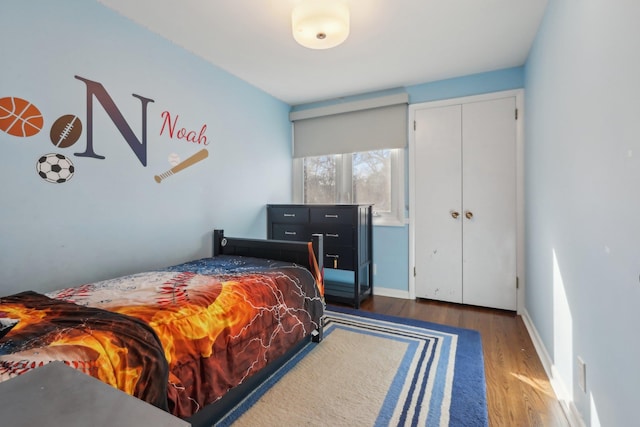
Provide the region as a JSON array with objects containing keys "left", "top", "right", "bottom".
[{"left": 154, "top": 148, "right": 208, "bottom": 183}]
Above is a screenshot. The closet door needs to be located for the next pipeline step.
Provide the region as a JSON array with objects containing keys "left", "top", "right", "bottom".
[
  {"left": 461, "top": 97, "right": 516, "bottom": 310},
  {"left": 413, "top": 95, "right": 517, "bottom": 311},
  {"left": 414, "top": 105, "right": 463, "bottom": 303}
]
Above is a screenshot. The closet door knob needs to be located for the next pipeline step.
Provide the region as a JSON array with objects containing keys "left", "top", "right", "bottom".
[
  {"left": 465, "top": 211, "right": 474, "bottom": 220},
  {"left": 450, "top": 211, "right": 460, "bottom": 219}
]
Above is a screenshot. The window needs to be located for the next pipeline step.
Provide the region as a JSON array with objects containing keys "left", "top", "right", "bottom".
[
  {"left": 294, "top": 148, "right": 405, "bottom": 226},
  {"left": 303, "top": 154, "right": 337, "bottom": 204},
  {"left": 289, "top": 93, "right": 409, "bottom": 226},
  {"left": 353, "top": 150, "right": 392, "bottom": 212}
]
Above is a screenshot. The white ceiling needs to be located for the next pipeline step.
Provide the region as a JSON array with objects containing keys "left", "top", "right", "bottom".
[{"left": 98, "top": 0, "right": 548, "bottom": 106}]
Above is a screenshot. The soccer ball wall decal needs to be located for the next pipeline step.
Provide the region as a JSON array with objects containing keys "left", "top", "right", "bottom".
[{"left": 36, "top": 153, "right": 75, "bottom": 184}]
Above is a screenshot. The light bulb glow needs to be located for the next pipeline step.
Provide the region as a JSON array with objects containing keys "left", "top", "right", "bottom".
[{"left": 292, "top": 0, "right": 350, "bottom": 50}]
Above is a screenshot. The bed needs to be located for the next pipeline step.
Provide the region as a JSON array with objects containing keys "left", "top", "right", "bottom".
[{"left": 0, "top": 229, "right": 324, "bottom": 426}]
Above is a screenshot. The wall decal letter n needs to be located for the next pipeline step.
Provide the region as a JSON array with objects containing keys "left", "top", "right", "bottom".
[{"left": 74, "top": 75, "right": 155, "bottom": 166}]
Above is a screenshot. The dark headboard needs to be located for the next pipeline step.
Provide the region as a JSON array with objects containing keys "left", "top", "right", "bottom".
[{"left": 212, "top": 229, "right": 323, "bottom": 273}]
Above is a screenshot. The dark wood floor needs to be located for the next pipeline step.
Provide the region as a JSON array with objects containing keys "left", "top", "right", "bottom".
[{"left": 340, "top": 295, "right": 570, "bottom": 427}]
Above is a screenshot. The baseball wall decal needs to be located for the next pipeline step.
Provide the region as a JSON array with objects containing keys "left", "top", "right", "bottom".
[
  {"left": 50, "top": 114, "right": 82, "bottom": 148},
  {"left": 168, "top": 153, "right": 181, "bottom": 166},
  {"left": 154, "top": 148, "right": 208, "bottom": 183},
  {"left": 0, "top": 97, "right": 44, "bottom": 137}
]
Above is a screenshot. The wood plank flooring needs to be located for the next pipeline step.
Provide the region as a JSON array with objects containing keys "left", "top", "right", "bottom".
[{"left": 339, "top": 296, "right": 570, "bottom": 427}]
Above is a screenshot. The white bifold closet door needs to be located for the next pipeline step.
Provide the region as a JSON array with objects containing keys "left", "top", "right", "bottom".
[{"left": 414, "top": 96, "right": 517, "bottom": 311}]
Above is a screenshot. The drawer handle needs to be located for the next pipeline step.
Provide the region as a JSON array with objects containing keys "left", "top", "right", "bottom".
[
  {"left": 324, "top": 214, "right": 339, "bottom": 218},
  {"left": 326, "top": 254, "right": 339, "bottom": 268},
  {"left": 283, "top": 213, "right": 296, "bottom": 217},
  {"left": 284, "top": 231, "right": 297, "bottom": 236},
  {"left": 326, "top": 233, "right": 339, "bottom": 238}
]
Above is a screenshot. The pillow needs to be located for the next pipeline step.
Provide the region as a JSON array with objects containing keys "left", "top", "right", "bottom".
[{"left": 0, "top": 318, "right": 19, "bottom": 339}]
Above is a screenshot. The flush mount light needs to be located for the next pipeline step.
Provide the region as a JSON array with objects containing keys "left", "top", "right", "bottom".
[{"left": 292, "top": 0, "right": 350, "bottom": 50}]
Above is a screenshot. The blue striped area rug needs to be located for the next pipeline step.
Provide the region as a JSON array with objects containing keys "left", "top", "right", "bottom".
[{"left": 217, "top": 306, "right": 488, "bottom": 427}]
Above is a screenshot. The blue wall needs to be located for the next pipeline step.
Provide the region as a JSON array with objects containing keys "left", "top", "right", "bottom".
[
  {"left": 407, "top": 66, "right": 524, "bottom": 104},
  {"left": 0, "top": 0, "right": 291, "bottom": 295},
  {"left": 525, "top": 0, "right": 640, "bottom": 424}
]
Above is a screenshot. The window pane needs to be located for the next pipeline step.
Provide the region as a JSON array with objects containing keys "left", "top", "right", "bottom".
[
  {"left": 303, "top": 155, "right": 337, "bottom": 203},
  {"left": 353, "top": 150, "right": 391, "bottom": 212}
]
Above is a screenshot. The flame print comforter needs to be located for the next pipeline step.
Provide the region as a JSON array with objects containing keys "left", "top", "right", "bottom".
[{"left": 0, "top": 255, "right": 324, "bottom": 418}]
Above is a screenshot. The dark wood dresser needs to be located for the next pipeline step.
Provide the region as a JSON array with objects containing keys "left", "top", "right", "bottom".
[{"left": 267, "top": 204, "right": 373, "bottom": 308}]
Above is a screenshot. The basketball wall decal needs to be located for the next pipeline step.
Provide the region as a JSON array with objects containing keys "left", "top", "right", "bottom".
[
  {"left": 50, "top": 114, "right": 83, "bottom": 148},
  {"left": 36, "top": 153, "right": 75, "bottom": 184},
  {"left": 0, "top": 97, "right": 44, "bottom": 137}
]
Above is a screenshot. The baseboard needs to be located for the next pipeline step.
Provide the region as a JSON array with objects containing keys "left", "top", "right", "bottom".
[
  {"left": 372, "top": 286, "right": 410, "bottom": 299},
  {"left": 521, "top": 309, "right": 586, "bottom": 427}
]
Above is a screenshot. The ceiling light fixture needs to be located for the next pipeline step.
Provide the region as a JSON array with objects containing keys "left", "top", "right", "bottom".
[{"left": 292, "top": 0, "right": 350, "bottom": 50}]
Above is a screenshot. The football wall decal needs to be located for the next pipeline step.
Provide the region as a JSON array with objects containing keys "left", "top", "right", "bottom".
[
  {"left": 50, "top": 114, "right": 82, "bottom": 148},
  {"left": 36, "top": 153, "right": 75, "bottom": 184},
  {"left": 0, "top": 97, "right": 44, "bottom": 137}
]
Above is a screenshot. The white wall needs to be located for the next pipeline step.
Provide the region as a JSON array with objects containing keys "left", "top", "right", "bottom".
[
  {"left": 525, "top": 0, "right": 640, "bottom": 424},
  {"left": 0, "top": 0, "right": 291, "bottom": 295}
]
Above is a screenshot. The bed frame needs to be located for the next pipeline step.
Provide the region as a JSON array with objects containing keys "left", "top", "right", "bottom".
[
  {"left": 186, "top": 229, "right": 324, "bottom": 427},
  {"left": 212, "top": 229, "right": 323, "bottom": 273}
]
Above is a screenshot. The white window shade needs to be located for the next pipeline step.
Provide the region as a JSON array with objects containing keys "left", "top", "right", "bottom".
[{"left": 291, "top": 94, "right": 408, "bottom": 158}]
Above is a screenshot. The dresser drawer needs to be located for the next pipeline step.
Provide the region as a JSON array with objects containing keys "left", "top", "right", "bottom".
[
  {"left": 268, "top": 206, "right": 309, "bottom": 224},
  {"left": 310, "top": 207, "right": 354, "bottom": 224},
  {"left": 316, "top": 225, "right": 354, "bottom": 248},
  {"left": 323, "top": 247, "right": 354, "bottom": 270},
  {"left": 271, "top": 224, "right": 312, "bottom": 241}
]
